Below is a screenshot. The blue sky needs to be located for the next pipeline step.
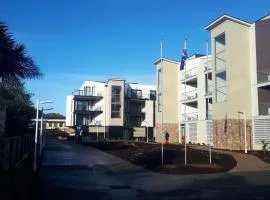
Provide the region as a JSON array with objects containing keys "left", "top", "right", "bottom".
[{"left": 1, "top": 0, "right": 269, "bottom": 114}]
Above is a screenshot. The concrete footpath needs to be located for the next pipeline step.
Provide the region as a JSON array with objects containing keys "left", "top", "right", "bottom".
[
  {"left": 189, "top": 145, "right": 270, "bottom": 172},
  {"left": 39, "top": 139, "right": 270, "bottom": 200}
]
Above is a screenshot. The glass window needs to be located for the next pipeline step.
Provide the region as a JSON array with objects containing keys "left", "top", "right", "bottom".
[
  {"left": 49, "top": 122, "right": 52, "bottom": 127},
  {"left": 131, "top": 89, "right": 142, "bottom": 99},
  {"left": 215, "top": 33, "right": 227, "bottom": 102},
  {"left": 150, "top": 90, "right": 156, "bottom": 100},
  {"left": 76, "top": 100, "right": 89, "bottom": 111},
  {"left": 111, "top": 86, "right": 121, "bottom": 118},
  {"left": 157, "top": 68, "right": 162, "bottom": 112}
]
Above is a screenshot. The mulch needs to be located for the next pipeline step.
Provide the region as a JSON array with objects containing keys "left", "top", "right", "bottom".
[{"left": 85, "top": 141, "right": 237, "bottom": 174}]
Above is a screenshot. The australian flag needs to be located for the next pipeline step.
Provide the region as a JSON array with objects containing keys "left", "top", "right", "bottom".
[{"left": 180, "top": 48, "right": 187, "bottom": 70}]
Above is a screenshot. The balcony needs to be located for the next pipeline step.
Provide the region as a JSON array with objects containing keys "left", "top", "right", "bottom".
[
  {"left": 74, "top": 106, "right": 103, "bottom": 114},
  {"left": 257, "top": 71, "right": 270, "bottom": 85},
  {"left": 125, "top": 93, "right": 156, "bottom": 101},
  {"left": 181, "top": 67, "right": 198, "bottom": 83},
  {"left": 181, "top": 89, "right": 198, "bottom": 103},
  {"left": 73, "top": 90, "right": 103, "bottom": 100},
  {"left": 259, "top": 103, "right": 270, "bottom": 116},
  {"left": 205, "top": 86, "right": 213, "bottom": 97},
  {"left": 181, "top": 112, "right": 198, "bottom": 122}
]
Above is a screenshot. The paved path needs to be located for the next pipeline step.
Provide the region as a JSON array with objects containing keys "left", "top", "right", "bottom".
[
  {"left": 189, "top": 145, "right": 270, "bottom": 172},
  {"left": 39, "top": 139, "right": 270, "bottom": 200}
]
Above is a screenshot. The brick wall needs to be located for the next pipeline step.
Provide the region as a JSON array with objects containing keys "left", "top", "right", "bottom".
[
  {"left": 213, "top": 119, "right": 252, "bottom": 150},
  {"left": 155, "top": 123, "right": 179, "bottom": 143}
]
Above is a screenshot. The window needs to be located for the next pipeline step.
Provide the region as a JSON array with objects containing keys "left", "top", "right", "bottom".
[
  {"left": 131, "top": 89, "right": 142, "bottom": 99},
  {"left": 111, "top": 86, "right": 121, "bottom": 118},
  {"left": 150, "top": 90, "right": 156, "bottom": 100},
  {"left": 54, "top": 122, "right": 58, "bottom": 127},
  {"left": 48, "top": 122, "right": 52, "bottom": 127},
  {"left": 157, "top": 68, "right": 162, "bottom": 112},
  {"left": 59, "top": 122, "right": 63, "bottom": 127},
  {"left": 215, "top": 33, "right": 227, "bottom": 102},
  {"left": 84, "top": 86, "right": 91, "bottom": 96},
  {"left": 75, "top": 100, "right": 89, "bottom": 111}
]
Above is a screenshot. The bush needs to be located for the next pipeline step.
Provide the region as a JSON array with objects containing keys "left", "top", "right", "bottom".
[{"left": 261, "top": 140, "right": 269, "bottom": 154}]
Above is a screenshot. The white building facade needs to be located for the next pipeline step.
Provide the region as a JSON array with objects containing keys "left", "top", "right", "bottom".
[{"left": 66, "top": 78, "right": 156, "bottom": 140}]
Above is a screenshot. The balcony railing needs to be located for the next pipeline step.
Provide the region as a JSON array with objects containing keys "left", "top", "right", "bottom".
[
  {"left": 181, "top": 89, "right": 198, "bottom": 102},
  {"left": 259, "top": 103, "right": 270, "bottom": 115},
  {"left": 73, "top": 90, "right": 103, "bottom": 97},
  {"left": 181, "top": 67, "right": 198, "bottom": 81},
  {"left": 181, "top": 112, "right": 198, "bottom": 122},
  {"left": 257, "top": 71, "right": 270, "bottom": 84},
  {"left": 75, "top": 106, "right": 103, "bottom": 112},
  {"left": 125, "top": 93, "right": 156, "bottom": 101}
]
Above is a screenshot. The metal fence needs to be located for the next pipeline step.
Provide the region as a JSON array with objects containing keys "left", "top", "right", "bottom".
[{"left": 1, "top": 134, "right": 34, "bottom": 170}]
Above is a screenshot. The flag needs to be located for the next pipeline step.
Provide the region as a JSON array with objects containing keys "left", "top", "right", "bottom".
[{"left": 180, "top": 48, "right": 187, "bottom": 70}]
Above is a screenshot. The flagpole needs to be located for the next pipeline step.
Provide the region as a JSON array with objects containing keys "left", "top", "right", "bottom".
[
  {"left": 161, "top": 39, "right": 164, "bottom": 166},
  {"left": 206, "top": 40, "right": 212, "bottom": 164},
  {"left": 184, "top": 39, "right": 187, "bottom": 166}
]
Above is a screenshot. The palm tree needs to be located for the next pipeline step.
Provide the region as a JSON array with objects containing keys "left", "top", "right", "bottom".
[{"left": 0, "top": 20, "right": 43, "bottom": 81}]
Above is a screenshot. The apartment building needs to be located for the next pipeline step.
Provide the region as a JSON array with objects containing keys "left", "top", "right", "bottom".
[
  {"left": 206, "top": 14, "right": 270, "bottom": 150},
  {"left": 155, "top": 14, "right": 270, "bottom": 150},
  {"left": 66, "top": 78, "right": 156, "bottom": 139},
  {"left": 154, "top": 55, "right": 212, "bottom": 144}
]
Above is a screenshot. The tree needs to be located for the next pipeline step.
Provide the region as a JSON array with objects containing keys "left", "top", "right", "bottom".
[
  {"left": 0, "top": 20, "right": 43, "bottom": 81},
  {"left": 43, "top": 113, "right": 65, "bottom": 119},
  {"left": 0, "top": 20, "right": 42, "bottom": 136}
]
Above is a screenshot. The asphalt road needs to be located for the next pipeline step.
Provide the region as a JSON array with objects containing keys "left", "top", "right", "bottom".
[{"left": 39, "top": 139, "right": 270, "bottom": 200}]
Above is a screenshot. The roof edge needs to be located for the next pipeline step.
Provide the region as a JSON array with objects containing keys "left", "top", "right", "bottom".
[
  {"left": 153, "top": 57, "right": 179, "bottom": 65},
  {"left": 205, "top": 14, "right": 251, "bottom": 31}
]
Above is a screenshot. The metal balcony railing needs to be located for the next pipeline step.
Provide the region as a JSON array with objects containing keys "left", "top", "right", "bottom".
[
  {"left": 181, "top": 67, "right": 198, "bottom": 81},
  {"left": 75, "top": 106, "right": 103, "bottom": 112},
  {"left": 73, "top": 90, "right": 103, "bottom": 97},
  {"left": 181, "top": 89, "right": 198, "bottom": 102},
  {"left": 181, "top": 112, "right": 198, "bottom": 122},
  {"left": 125, "top": 93, "right": 156, "bottom": 101}
]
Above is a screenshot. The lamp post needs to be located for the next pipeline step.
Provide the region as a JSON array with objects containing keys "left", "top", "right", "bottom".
[
  {"left": 39, "top": 107, "right": 53, "bottom": 157},
  {"left": 33, "top": 99, "right": 53, "bottom": 172},
  {"left": 238, "top": 111, "right": 247, "bottom": 153}
]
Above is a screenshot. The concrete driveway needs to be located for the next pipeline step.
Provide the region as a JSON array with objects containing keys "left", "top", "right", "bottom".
[{"left": 39, "top": 139, "right": 270, "bottom": 200}]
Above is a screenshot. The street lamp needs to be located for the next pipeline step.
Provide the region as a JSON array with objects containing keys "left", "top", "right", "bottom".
[
  {"left": 39, "top": 107, "right": 53, "bottom": 157},
  {"left": 33, "top": 99, "right": 53, "bottom": 172},
  {"left": 238, "top": 111, "right": 247, "bottom": 154}
]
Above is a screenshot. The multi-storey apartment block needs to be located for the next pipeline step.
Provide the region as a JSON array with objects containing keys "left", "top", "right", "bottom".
[
  {"left": 155, "top": 55, "right": 212, "bottom": 145},
  {"left": 155, "top": 14, "right": 270, "bottom": 150},
  {"left": 66, "top": 78, "right": 156, "bottom": 139}
]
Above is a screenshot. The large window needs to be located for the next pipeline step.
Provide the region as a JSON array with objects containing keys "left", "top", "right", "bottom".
[
  {"left": 215, "top": 33, "right": 227, "bottom": 102},
  {"left": 75, "top": 100, "right": 89, "bottom": 111},
  {"left": 131, "top": 89, "right": 142, "bottom": 99},
  {"left": 150, "top": 90, "right": 156, "bottom": 100},
  {"left": 157, "top": 68, "right": 162, "bottom": 112},
  {"left": 111, "top": 86, "right": 121, "bottom": 118}
]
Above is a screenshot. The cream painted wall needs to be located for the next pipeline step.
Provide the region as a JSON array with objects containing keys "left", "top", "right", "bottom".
[
  {"left": 210, "top": 20, "right": 253, "bottom": 120},
  {"left": 107, "top": 79, "right": 125, "bottom": 126},
  {"left": 155, "top": 59, "right": 179, "bottom": 124}
]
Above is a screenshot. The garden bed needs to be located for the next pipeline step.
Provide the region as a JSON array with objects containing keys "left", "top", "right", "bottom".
[{"left": 85, "top": 141, "right": 237, "bottom": 174}]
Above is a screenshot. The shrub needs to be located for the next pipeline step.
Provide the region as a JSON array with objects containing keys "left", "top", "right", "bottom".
[{"left": 261, "top": 140, "right": 269, "bottom": 154}]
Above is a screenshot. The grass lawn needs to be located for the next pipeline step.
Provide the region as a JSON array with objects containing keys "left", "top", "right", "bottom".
[{"left": 85, "top": 141, "right": 237, "bottom": 174}]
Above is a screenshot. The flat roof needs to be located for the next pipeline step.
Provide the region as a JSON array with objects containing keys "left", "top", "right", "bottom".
[
  {"left": 153, "top": 57, "right": 179, "bottom": 65},
  {"left": 205, "top": 14, "right": 251, "bottom": 31}
]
